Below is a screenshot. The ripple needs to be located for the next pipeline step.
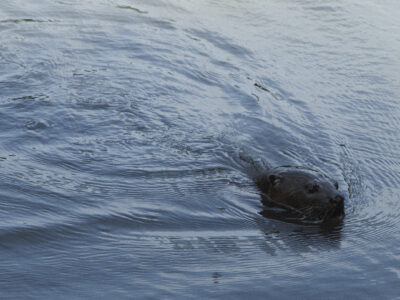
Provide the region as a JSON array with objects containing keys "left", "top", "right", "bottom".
[
  {"left": 187, "top": 29, "right": 252, "bottom": 57},
  {"left": 25, "top": 119, "right": 51, "bottom": 131},
  {"left": 116, "top": 5, "right": 147, "bottom": 14},
  {"left": 0, "top": 0, "right": 399, "bottom": 298},
  {"left": 0, "top": 19, "right": 58, "bottom": 24}
]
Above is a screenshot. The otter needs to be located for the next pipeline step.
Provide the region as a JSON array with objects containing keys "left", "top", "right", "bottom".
[{"left": 255, "top": 166, "right": 345, "bottom": 223}]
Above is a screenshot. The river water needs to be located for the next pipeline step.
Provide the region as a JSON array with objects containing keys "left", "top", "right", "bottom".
[{"left": 1, "top": 0, "right": 399, "bottom": 298}]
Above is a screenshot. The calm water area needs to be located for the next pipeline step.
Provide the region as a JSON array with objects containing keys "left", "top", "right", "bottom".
[{"left": 1, "top": 0, "right": 400, "bottom": 298}]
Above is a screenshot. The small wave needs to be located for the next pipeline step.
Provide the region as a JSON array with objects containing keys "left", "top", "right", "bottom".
[{"left": 0, "top": 19, "right": 58, "bottom": 24}]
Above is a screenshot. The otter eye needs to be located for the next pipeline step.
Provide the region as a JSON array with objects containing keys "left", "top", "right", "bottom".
[
  {"left": 334, "top": 182, "right": 339, "bottom": 190},
  {"left": 269, "top": 175, "right": 281, "bottom": 186},
  {"left": 306, "top": 183, "right": 319, "bottom": 193}
]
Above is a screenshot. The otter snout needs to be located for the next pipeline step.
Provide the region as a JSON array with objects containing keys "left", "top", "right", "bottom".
[
  {"left": 329, "top": 195, "right": 344, "bottom": 205},
  {"left": 328, "top": 194, "right": 345, "bottom": 218}
]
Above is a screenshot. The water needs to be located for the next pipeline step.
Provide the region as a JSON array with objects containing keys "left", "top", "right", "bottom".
[{"left": 1, "top": 0, "right": 399, "bottom": 298}]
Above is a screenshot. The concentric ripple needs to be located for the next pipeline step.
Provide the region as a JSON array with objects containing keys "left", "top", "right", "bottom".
[{"left": 0, "top": 0, "right": 399, "bottom": 298}]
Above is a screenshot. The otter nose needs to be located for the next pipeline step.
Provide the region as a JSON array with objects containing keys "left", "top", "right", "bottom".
[{"left": 329, "top": 195, "right": 344, "bottom": 205}]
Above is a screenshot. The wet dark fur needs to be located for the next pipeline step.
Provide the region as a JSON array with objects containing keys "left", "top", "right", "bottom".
[{"left": 256, "top": 166, "right": 345, "bottom": 223}]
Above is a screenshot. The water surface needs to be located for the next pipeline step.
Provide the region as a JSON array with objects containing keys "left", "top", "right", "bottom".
[{"left": 1, "top": 0, "right": 399, "bottom": 298}]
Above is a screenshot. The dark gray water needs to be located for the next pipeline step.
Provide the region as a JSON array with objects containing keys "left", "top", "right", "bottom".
[{"left": 1, "top": 0, "right": 400, "bottom": 298}]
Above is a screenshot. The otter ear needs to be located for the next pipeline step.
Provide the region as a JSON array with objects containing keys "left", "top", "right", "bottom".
[{"left": 269, "top": 174, "right": 281, "bottom": 186}]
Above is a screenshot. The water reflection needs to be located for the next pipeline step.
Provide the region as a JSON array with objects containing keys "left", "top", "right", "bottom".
[
  {"left": 165, "top": 217, "right": 342, "bottom": 257},
  {"left": 1, "top": 0, "right": 399, "bottom": 298}
]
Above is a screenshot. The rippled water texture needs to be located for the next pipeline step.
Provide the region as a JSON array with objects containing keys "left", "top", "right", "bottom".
[{"left": 1, "top": 0, "right": 400, "bottom": 298}]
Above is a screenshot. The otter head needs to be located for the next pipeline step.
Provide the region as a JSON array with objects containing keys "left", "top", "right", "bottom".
[{"left": 258, "top": 166, "right": 345, "bottom": 222}]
